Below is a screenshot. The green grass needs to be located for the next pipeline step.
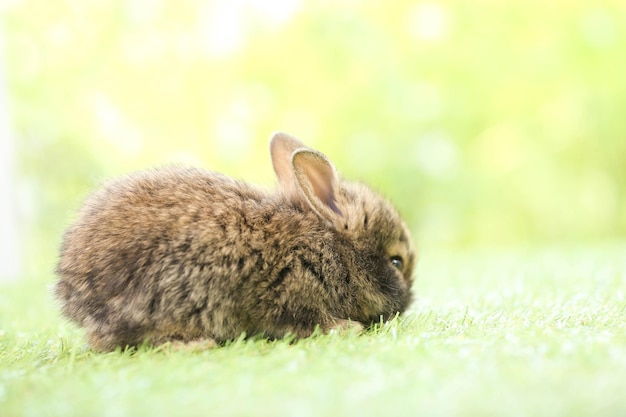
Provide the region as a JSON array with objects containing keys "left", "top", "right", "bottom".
[{"left": 1, "top": 243, "right": 625, "bottom": 417}]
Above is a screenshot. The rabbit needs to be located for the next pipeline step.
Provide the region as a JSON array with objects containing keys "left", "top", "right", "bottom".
[{"left": 54, "top": 132, "right": 416, "bottom": 352}]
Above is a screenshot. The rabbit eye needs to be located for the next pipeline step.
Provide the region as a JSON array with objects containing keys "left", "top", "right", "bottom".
[{"left": 390, "top": 256, "right": 404, "bottom": 271}]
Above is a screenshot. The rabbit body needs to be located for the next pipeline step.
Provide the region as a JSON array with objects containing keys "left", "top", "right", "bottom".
[{"left": 55, "top": 133, "right": 415, "bottom": 351}]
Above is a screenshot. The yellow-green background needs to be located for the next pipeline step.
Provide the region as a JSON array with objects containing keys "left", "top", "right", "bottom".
[{"left": 3, "top": 0, "right": 625, "bottom": 278}]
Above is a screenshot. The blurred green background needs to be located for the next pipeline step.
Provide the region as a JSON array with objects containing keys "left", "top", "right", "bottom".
[{"left": 1, "top": 0, "right": 625, "bottom": 280}]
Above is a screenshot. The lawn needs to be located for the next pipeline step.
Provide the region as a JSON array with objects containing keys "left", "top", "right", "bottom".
[{"left": 1, "top": 242, "right": 625, "bottom": 417}]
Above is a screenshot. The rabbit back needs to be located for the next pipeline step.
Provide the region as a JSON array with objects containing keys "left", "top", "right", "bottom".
[{"left": 56, "top": 166, "right": 352, "bottom": 350}]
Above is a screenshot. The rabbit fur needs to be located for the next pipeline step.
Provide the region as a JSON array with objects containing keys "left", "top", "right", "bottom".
[{"left": 55, "top": 132, "right": 415, "bottom": 351}]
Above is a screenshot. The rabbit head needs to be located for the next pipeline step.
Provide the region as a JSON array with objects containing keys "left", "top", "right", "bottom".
[{"left": 270, "top": 132, "right": 415, "bottom": 325}]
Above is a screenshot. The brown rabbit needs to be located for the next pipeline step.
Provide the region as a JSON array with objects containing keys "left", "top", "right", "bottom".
[{"left": 55, "top": 132, "right": 415, "bottom": 351}]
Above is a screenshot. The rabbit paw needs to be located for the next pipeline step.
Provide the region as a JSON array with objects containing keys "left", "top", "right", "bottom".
[
  {"left": 328, "top": 319, "right": 364, "bottom": 335},
  {"left": 164, "top": 338, "right": 218, "bottom": 352}
]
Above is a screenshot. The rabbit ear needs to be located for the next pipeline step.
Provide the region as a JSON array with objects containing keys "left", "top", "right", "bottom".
[
  {"left": 269, "top": 131, "right": 343, "bottom": 220},
  {"left": 270, "top": 132, "right": 307, "bottom": 189},
  {"left": 292, "top": 149, "right": 343, "bottom": 219}
]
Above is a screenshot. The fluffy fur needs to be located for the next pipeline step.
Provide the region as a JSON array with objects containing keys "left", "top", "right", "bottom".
[{"left": 55, "top": 132, "right": 415, "bottom": 351}]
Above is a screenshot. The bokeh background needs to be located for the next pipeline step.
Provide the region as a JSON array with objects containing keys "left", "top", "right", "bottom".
[{"left": 1, "top": 0, "right": 625, "bottom": 281}]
